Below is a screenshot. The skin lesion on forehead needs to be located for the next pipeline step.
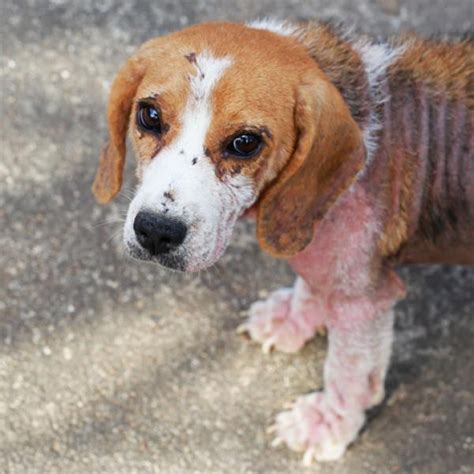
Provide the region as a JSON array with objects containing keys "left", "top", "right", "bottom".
[{"left": 184, "top": 51, "right": 197, "bottom": 65}]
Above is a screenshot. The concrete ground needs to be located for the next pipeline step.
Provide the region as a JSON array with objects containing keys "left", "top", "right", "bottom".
[{"left": 1, "top": 0, "right": 473, "bottom": 472}]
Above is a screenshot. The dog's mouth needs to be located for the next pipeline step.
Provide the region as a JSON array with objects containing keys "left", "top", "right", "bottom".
[
  {"left": 125, "top": 241, "right": 188, "bottom": 272},
  {"left": 125, "top": 235, "right": 230, "bottom": 273}
]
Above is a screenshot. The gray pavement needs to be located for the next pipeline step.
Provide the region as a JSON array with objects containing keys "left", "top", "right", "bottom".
[{"left": 1, "top": 0, "right": 473, "bottom": 472}]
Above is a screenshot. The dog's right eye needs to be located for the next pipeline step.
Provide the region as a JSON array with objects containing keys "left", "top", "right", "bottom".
[{"left": 137, "top": 103, "right": 162, "bottom": 134}]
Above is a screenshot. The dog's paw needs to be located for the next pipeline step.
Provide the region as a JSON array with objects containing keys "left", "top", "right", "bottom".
[
  {"left": 237, "top": 288, "right": 323, "bottom": 353},
  {"left": 269, "top": 392, "right": 365, "bottom": 465}
]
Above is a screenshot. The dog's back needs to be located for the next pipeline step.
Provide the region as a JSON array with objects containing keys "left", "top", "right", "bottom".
[
  {"left": 381, "top": 35, "right": 473, "bottom": 264},
  {"left": 288, "top": 22, "right": 473, "bottom": 264}
]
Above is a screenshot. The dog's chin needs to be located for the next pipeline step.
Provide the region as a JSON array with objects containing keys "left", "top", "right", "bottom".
[
  {"left": 125, "top": 242, "right": 188, "bottom": 272},
  {"left": 124, "top": 241, "right": 226, "bottom": 273}
]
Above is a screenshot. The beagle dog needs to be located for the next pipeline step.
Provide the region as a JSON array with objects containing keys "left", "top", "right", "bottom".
[{"left": 92, "top": 20, "right": 473, "bottom": 464}]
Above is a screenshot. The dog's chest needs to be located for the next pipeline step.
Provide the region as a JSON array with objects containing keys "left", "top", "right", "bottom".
[{"left": 288, "top": 183, "right": 379, "bottom": 295}]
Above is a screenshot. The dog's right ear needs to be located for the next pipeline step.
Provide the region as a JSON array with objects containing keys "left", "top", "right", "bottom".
[{"left": 92, "top": 56, "right": 146, "bottom": 204}]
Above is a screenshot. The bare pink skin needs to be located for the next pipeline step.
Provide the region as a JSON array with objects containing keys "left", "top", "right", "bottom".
[
  {"left": 241, "top": 55, "right": 473, "bottom": 459},
  {"left": 238, "top": 277, "right": 326, "bottom": 353},
  {"left": 241, "top": 183, "right": 406, "bottom": 462}
]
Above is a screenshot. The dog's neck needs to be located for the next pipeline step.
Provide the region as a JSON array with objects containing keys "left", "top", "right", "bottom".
[
  {"left": 292, "top": 22, "right": 372, "bottom": 128},
  {"left": 290, "top": 21, "right": 407, "bottom": 168},
  {"left": 295, "top": 22, "right": 474, "bottom": 262}
]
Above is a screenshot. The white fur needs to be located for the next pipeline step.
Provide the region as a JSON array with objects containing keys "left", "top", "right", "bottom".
[
  {"left": 124, "top": 53, "right": 256, "bottom": 271},
  {"left": 352, "top": 40, "right": 406, "bottom": 165},
  {"left": 246, "top": 18, "right": 299, "bottom": 37}
]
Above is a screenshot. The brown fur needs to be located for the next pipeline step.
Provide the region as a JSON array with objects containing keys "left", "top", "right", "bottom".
[
  {"left": 379, "top": 36, "right": 474, "bottom": 262},
  {"left": 257, "top": 76, "right": 365, "bottom": 256},
  {"left": 293, "top": 21, "right": 371, "bottom": 127},
  {"left": 92, "top": 56, "right": 146, "bottom": 204},
  {"left": 389, "top": 35, "right": 473, "bottom": 107}
]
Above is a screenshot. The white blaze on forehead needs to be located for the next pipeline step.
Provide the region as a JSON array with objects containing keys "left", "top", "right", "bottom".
[
  {"left": 181, "top": 52, "right": 233, "bottom": 157},
  {"left": 140, "top": 51, "right": 233, "bottom": 191},
  {"left": 188, "top": 52, "right": 233, "bottom": 101}
]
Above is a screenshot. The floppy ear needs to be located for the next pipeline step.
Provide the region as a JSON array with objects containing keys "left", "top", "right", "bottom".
[
  {"left": 92, "top": 56, "right": 146, "bottom": 204},
  {"left": 256, "top": 77, "right": 365, "bottom": 257}
]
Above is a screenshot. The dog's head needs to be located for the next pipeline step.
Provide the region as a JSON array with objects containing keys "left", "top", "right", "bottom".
[{"left": 93, "top": 21, "right": 365, "bottom": 271}]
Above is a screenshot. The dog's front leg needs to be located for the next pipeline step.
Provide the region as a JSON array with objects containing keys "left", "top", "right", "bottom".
[
  {"left": 238, "top": 276, "right": 326, "bottom": 353},
  {"left": 271, "top": 273, "right": 404, "bottom": 464}
]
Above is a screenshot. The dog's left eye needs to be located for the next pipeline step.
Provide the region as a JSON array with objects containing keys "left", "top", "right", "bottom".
[
  {"left": 226, "top": 133, "right": 262, "bottom": 158},
  {"left": 137, "top": 103, "right": 162, "bottom": 134}
]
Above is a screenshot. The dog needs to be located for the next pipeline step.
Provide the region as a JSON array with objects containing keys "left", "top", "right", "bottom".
[{"left": 92, "top": 19, "right": 473, "bottom": 464}]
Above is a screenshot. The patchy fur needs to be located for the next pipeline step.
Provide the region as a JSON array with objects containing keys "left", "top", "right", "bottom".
[{"left": 93, "top": 20, "right": 474, "bottom": 464}]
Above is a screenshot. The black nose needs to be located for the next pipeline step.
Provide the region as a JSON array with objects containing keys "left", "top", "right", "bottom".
[{"left": 133, "top": 211, "right": 187, "bottom": 255}]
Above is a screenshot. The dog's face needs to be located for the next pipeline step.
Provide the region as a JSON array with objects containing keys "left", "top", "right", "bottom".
[
  {"left": 123, "top": 30, "right": 300, "bottom": 271},
  {"left": 93, "top": 22, "right": 365, "bottom": 271}
]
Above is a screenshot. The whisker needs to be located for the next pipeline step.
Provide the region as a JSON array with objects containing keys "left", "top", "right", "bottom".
[
  {"left": 93, "top": 217, "right": 126, "bottom": 228},
  {"left": 121, "top": 188, "right": 136, "bottom": 202},
  {"left": 104, "top": 226, "right": 124, "bottom": 245}
]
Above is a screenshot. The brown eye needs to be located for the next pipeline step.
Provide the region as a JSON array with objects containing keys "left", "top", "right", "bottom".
[
  {"left": 137, "top": 103, "right": 162, "bottom": 134},
  {"left": 226, "top": 133, "right": 262, "bottom": 158}
]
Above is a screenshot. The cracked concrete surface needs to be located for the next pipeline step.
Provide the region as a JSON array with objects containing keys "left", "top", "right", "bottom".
[{"left": 1, "top": 0, "right": 473, "bottom": 472}]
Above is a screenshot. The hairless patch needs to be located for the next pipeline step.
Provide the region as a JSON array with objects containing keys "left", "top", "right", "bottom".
[
  {"left": 231, "top": 165, "right": 242, "bottom": 176},
  {"left": 186, "top": 54, "right": 207, "bottom": 87},
  {"left": 184, "top": 52, "right": 197, "bottom": 64}
]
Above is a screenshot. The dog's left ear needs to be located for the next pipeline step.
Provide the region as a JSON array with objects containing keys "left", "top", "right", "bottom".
[
  {"left": 92, "top": 56, "right": 146, "bottom": 204},
  {"left": 256, "top": 75, "right": 365, "bottom": 257}
]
